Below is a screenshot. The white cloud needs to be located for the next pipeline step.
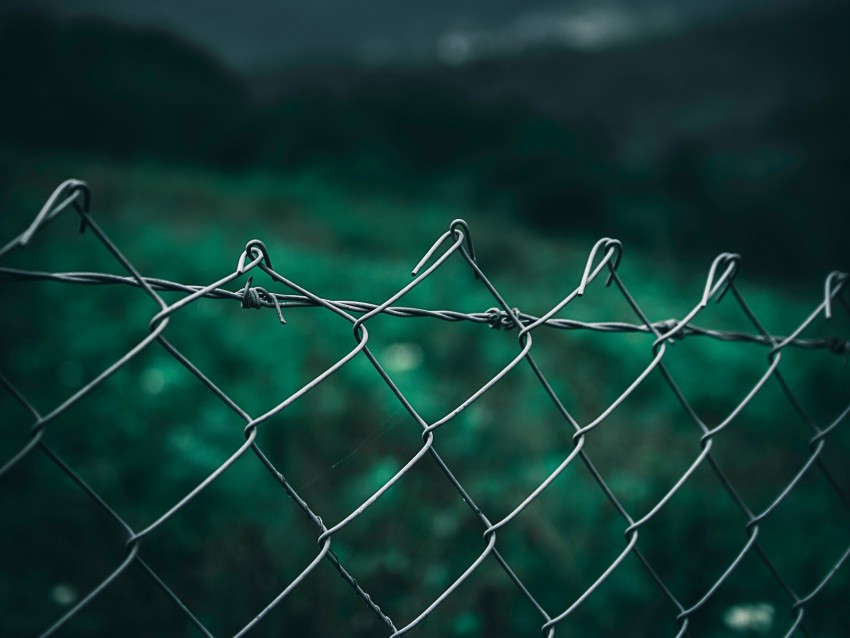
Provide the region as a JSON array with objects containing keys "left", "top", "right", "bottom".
[{"left": 431, "top": 3, "right": 681, "bottom": 65}]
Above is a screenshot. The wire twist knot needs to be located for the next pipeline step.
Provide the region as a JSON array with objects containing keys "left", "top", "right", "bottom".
[
  {"left": 240, "top": 276, "right": 286, "bottom": 324},
  {"left": 485, "top": 307, "right": 522, "bottom": 330},
  {"left": 656, "top": 318, "right": 687, "bottom": 339}
]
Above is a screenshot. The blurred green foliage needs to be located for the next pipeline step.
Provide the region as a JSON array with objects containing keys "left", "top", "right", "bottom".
[
  {"left": 0, "top": 155, "right": 848, "bottom": 637},
  {"left": 0, "top": 3, "right": 849, "bottom": 635}
]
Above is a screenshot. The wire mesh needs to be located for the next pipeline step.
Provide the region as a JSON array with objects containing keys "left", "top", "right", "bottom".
[{"left": 1, "top": 180, "right": 848, "bottom": 637}]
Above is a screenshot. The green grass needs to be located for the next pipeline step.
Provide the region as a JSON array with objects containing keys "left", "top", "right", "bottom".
[{"left": 1, "top": 151, "right": 848, "bottom": 637}]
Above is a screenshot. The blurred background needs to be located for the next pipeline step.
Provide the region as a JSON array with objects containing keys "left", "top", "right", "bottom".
[{"left": 0, "top": 1, "right": 848, "bottom": 636}]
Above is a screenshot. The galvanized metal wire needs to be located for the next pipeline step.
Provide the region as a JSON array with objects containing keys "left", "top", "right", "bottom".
[{"left": 1, "top": 180, "right": 848, "bottom": 637}]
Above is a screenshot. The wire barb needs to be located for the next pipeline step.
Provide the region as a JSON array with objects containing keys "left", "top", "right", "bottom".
[{"left": 240, "top": 276, "right": 286, "bottom": 324}]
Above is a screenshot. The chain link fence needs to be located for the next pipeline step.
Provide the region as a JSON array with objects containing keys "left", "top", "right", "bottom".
[{"left": 1, "top": 180, "right": 849, "bottom": 637}]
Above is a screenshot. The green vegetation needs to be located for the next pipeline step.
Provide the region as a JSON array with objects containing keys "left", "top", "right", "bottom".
[
  {"left": 0, "top": 3, "right": 848, "bottom": 635},
  {"left": 1, "top": 153, "right": 847, "bottom": 637}
]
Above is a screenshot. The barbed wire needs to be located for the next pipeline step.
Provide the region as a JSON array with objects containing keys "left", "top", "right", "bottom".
[
  {"left": 2, "top": 267, "right": 848, "bottom": 358},
  {"left": 1, "top": 179, "right": 849, "bottom": 637}
]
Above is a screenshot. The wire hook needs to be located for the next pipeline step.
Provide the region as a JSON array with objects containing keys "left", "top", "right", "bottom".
[
  {"left": 450, "top": 219, "right": 479, "bottom": 278},
  {"left": 411, "top": 219, "right": 479, "bottom": 278},
  {"left": 3, "top": 179, "right": 91, "bottom": 256},
  {"left": 823, "top": 271, "right": 848, "bottom": 319},
  {"left": 578, "top": 237, "right": 622, "bottom": 295},
  {"left": 700, "top": 252, "right": 740, "bottom": 307},
  {"left": 237, "top": 239, "right": 274, "bottom": 274}
]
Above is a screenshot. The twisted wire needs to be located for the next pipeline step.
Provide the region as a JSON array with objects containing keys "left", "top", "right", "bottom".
[{"left": 0, "top": 268, "right": 846, "bottom": 357}]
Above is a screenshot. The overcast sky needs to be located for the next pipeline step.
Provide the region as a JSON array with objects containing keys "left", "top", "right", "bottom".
[{"left": 4, "top": 0, "right": 800, "bottom": 71}]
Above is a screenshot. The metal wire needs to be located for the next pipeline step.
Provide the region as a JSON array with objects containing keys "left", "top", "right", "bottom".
[{"left": 1, "top": 180, "right": 848, "bottom": 637}]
